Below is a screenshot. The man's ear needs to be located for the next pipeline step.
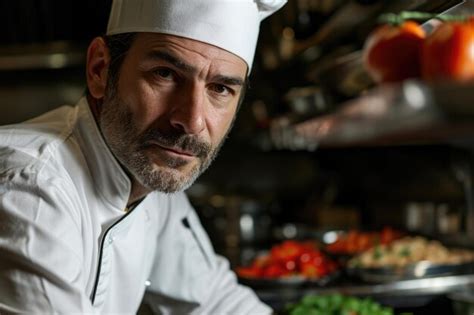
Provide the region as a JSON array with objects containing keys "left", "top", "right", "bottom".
[{"left": 86, "top": 37, "right": 110, "bottom": 99}]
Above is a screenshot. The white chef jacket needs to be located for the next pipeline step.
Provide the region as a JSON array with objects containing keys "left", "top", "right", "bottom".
[{"left": 0, "top": 97, "right": 271, "bottom": 314}]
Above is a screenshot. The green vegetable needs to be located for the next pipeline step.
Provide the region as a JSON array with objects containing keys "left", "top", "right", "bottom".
[
  {"left": 373, "top": 246, "right": 383, "bottom": 260},
  {"left": 398, "top": 246, "right": 410, "bottom": 257},
  {"left": 285, "top": 294, "right": 412, "bottom": 315}
]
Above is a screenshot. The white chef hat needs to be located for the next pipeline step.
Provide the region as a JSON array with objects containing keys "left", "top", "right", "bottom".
[{"left": 106, "top": 0, "right": 287, "bottom": 71}]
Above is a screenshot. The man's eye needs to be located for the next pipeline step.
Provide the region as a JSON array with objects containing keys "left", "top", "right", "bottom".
[
  {"left": 153, "top": 68, "right": 174, "bottom": 80},
  {"left": 210, "top": 84, "right": 232, "bottom": 95}
]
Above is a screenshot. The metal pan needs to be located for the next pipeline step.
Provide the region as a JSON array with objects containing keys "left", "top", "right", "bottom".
[
  {"left": 347, "top": 260, "right": 474, "bottom": 283},
  {"left": 238, "top": 270, "right": 341, "bottom": 289}
]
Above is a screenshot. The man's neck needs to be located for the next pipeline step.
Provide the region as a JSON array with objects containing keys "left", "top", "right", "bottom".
[
  {"left": 87, "top": 94, "right": 102, "bottom": 120},
  {"left": 128, "top": 182, "right": 151, "bottom": 206},
  {"left": 86, "top": 95, "right": 151, "bottom": 207}
]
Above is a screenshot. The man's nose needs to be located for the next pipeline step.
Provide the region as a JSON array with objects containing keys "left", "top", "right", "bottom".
[{"left": 169, "top": 84, "right": 206, "bottom": 135}]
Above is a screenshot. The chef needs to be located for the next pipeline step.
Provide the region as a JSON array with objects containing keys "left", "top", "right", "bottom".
[{"left": 0, "top": 0, "right": 286, "bottom": 313}]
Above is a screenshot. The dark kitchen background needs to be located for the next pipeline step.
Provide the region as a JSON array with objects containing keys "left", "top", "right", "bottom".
[{"left": 2, "top": 1, "right": 474, "bottom": 314}]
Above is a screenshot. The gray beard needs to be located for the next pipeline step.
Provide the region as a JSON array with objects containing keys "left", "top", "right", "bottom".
[{"left": 98, "top": 91, "right": 228, "bottom": 193}]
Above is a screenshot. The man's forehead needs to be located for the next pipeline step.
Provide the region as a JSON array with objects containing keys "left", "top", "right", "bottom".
[{"left": 132, "top": 33, "right": 248, "bottom": 76}]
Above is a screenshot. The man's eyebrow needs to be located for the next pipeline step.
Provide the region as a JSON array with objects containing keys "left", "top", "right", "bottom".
[
  {"left": 213, "top": 75, "right": 245, "bottom": 87},
  {"left": 146, "top": 50, "right": 196, "bottom": 73},
  {"left": 146, "top": 50, "right": 245, "bottom": 86}
]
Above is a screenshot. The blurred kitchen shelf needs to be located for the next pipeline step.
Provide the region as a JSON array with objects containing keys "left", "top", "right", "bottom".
[
  {"left": 0, "top": 41, "right": 87, "bottom": 71},
  {"left": 270, "top": 80, "right": 474, "bottom": 150}
]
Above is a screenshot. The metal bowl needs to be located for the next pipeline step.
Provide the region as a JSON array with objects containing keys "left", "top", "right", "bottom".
[
  {"left": 238, "top": 270, "right": 341, "bottom": 289},
  {"left": 347, "top": 260, "right": 474, "bottom": 283}
]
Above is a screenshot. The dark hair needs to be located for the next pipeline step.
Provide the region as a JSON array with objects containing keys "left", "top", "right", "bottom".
[
  {"left": 85, "top": 33, "right": 137, "bottom": 97},
  {"left": 103, "top": 33, "right": 138, "bottom": 92}
]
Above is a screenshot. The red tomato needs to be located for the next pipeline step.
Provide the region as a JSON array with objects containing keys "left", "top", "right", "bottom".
[
  {"left": 326, "top": 239, "right": 345, "bottom": 253},
  {"left": 422, "top": 20, "right": 474, "bottom": 81},
  {"left": 363, "top": 21, "right": 426, "bottom": 83},
  {"left": 300, "top": 261, "right": 329, "bottom": 278},
  {"left": 236, "top": 266, "right": 261, "bottom": 278},
  {"left": 262, "top": 264, "right": 288, "bottom": 278},
  {"left": 300, "top": 262, "right": 320, "bottom": 278},
  {"left": 251, "top": 255, "right": 271, "bottom": 268},
  {"left": 298, "top": 251, "right": 322, "bottom": 267},
  {"left": 236, "top": 240, "right": 338, "bottom": 280},
  {"left": 356, "top": 234, "right": 371, "bottom": 251},
  {"left": 270, "top": 240, "right": 303, "bottom": 262},
  {"left": 380, "top": 226, "right": 396, "bottom": 244},
  {"left": 284, "top": 259, "right": 297, "bottom": 272}
]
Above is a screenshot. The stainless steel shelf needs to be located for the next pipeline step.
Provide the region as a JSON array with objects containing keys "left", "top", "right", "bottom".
[
  {"left": 270, "top": 80, "right": 474, "bottom": 149},
  {"left": 257, "top": 274, "right": 474, "bottom": 297},
  {"left": 255, "top": 274, "right": 474, "bottom": 310}
]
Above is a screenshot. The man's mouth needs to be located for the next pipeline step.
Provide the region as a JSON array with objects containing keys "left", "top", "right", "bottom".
[
  {"left": 154, "top": 143, "right": 196, "bottom": 158},
  {"left": 140, "top": 131, "right": 211, "bottom": 161},
  {"left": 143, "top": 141, "right": 200, "bottom": 166}
]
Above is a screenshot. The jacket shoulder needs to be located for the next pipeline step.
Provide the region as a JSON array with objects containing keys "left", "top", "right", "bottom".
[{"left": 0, "top": 105, "right": 78, "bottom": 173}]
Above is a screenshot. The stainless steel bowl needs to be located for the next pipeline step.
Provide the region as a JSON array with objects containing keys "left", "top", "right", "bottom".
[{"left": 347, "top": 261, "right": 474, "bottom": 283}]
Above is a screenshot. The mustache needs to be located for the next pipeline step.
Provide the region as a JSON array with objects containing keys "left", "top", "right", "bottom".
[{"left": 140, "top": 128, "right": 212, "bottom": 159}]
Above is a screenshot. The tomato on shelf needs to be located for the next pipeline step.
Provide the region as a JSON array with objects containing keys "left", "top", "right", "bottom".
[
  {"left": 236, "top": 240, "right": 338, "bottom": 280},
  {"left": 262, "top": 264, "right": 288, "bottom": 278},
  {"left": 270, "top": 240, "right": 305, "bottom": 262},
  {"left": 380, "top": 225, "right": 400, "bottom": 245},
  {"left": 422, "top": 18, "right": 474, "bottom": 82},
  {"left": 325, "top": 227, "right": 403, "bottom": 255},
  {"left": 363, "top": 21, "right": 426, "bottom": 83},
  {"left": 235, "top": 266, "right": 261, "bottom": 278},
  {"left": 362, "top": 10, "right": 474, "bottom": 84}
]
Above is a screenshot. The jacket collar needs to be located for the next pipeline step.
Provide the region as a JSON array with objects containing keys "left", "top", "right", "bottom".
[{"left": 75, "top": 97, "right": 131, "bottom": 213}]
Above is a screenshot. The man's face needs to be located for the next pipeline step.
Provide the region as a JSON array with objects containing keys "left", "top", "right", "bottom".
[{"left": 99, "top": 33, "right": 247, "bottom": 193}]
